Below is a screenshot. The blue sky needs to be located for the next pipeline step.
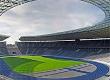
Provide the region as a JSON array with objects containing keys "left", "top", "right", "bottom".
[{"left": 0, "top": 0, "right": 105, "bottom": 44}]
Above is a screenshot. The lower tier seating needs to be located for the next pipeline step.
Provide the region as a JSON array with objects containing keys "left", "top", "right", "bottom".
[
  {"left": 0, "top": 42, "right": 8, "bottom": 55},
  {"left": 16, "top": 39, "right": 110, "bottom": 58}
]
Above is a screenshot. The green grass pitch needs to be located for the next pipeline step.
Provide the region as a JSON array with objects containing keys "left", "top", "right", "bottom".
[{"left": 3, "top": 56, "right": 85, "bottom": 74}]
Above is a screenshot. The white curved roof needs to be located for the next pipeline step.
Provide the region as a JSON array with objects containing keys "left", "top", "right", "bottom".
[
  {"left": 19, "top": 0, "right": 110, "bottom": 41},
  {"left": 0, "top": 0, "right": 110, "bottom": 41}
]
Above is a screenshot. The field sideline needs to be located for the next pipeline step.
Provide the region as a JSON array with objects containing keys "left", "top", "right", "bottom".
[{"left": 3, "top": 56, "right": 85, "bottom": 74}]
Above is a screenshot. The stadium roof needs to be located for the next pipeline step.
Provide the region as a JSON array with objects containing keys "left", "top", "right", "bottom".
[
  {"left": 0, "top": 0, "right": 36, "bottom": 41},
  {"left": 0, "top": 35, "right": 9, "bottom": 41},
  {"left": 0, "top": 0, "right": 110, "bottom": 41},
  {"left": 0, "top": 0, "right": 36, "bottom": 16},
  {"left": 19, "top": 0, "right": 110, "bottom": 41}
]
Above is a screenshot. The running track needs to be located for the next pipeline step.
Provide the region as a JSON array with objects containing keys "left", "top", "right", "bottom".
[{"left": 0, "top": 56, "right": 109, "bottom": 80}]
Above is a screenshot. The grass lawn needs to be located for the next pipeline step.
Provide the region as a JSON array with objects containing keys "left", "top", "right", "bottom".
[{"left": 3, "top": 56, "right": 86, "bottom": 74}]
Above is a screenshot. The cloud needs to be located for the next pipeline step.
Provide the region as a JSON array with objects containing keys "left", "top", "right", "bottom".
[{"left": 0, "top": 0, "right": 105, "bottom": 44}]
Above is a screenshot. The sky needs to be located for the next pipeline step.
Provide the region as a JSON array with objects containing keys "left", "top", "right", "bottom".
[{"left": 0, "top": 0, "right": 105, "bottom": 44}]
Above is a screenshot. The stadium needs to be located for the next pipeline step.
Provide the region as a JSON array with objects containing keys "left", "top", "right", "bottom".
[{"left": 0, "top": 0, "right": 110, "bottom": 80}]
